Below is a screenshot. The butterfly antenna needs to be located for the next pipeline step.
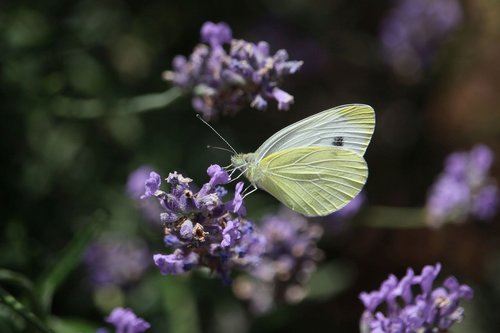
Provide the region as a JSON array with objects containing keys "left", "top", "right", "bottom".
[
  {"left": 196, "top": 114, "right": 237, "bottom": 154},
  {"left": 206, "top": 145, "right": 234, "bottom": 154}
]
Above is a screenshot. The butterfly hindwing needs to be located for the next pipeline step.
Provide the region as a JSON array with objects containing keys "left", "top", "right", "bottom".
[
  {"left": 255, "top": 146, "right": 368, "bottom": 216},
  {"left": 254, "top": 104, "right": 375, "bottom": 160}
]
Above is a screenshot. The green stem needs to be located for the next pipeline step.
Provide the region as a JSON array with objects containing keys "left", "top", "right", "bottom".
[
  {"left": 160, "top": 276, "right": 200, "bottom": 333},
  {"left": 53, "top": 87, "right": 183, "bottom": 119},
  {"left": 0, "top": 269, "right": 45, "bottom": 319},
  {"left": 356, "top": 205, "right": 427, "bottom": 229},
  {"left": 0, "top": 286, "right": 56, "bottom": 333}
]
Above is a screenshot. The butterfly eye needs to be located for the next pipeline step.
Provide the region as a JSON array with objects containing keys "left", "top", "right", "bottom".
[{"left": 332, "top": 136, "right": 344, "bottom": 147}]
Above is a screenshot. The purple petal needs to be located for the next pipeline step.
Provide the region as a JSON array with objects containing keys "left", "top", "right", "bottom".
[
  {"left": 179, "top": 219, "right": 194, "bottom": 239},
  {"left": 141, "top": 172, "right": 161, "bottom": 199},
  {"left": 154, "top": 250, "right": 198, "bottom": 275},
  {"left": 105, "top": 307, "right": 150, "bottom": 333},
  {"left": 417, "top": 263, "right": 441, "bottom": 294},
  {"left": 201, "top": 21, "right": 232, "bottom": 46},
  {"left": 250, "top": 94, "right": 268, "bottom": 110},
  {"left": 226, "top": 181, "right": 246, "bottom": 216},
  {"left": 473, "top": 185, "right": 498, "bottom": 220},
  {"left": 272, "top": 87, "right": 294, "bottom": 110},
  {"left": 470, "top": 144, "right": 493, "bottom": 173},
  {"left": 207, "top": 164, "right": 230, "bottom": 186}
]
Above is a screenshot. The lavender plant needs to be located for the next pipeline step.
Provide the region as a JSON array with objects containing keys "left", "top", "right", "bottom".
[
  {"left": 359, "top": 263, "right": 474, "bottom": 333},
  {"left": 84, "top": 236, "right": 150, "bottom": 288},
  {"left": 163, "top": 21, "right": 303, "bottom": 118},
  {"left": 98, "top": 307, "right": 150, "bottom": 333},
  {"left": 426, "top": 144, "right": 499, "bottom": 227},
  {"left": 141, "top": 165, "right": 328, "bottom": 306},
  {"left": 126, "top": 165, "right": 163, "bottom": 222},
  {"left": 141, "top": 165, "right": 265, "bottom": 283},
  {"left": 232, "top": 208, "right": 324, "bottom": 313},
  {"left": 2, "top": 2, "right": 496, "bottom": 332}
]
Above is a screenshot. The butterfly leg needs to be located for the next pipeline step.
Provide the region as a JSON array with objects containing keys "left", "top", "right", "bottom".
[
  {"left": 242, "top": 184, "right": 258, "bottom": 199},
  {"left": 228, "top": 166, "right": 249, "bottom": 183},
  {"left": 228, "top": 168, "right": 239, "bottom": 178}
]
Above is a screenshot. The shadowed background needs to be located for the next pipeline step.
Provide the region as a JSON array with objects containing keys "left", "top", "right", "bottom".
[{"left": 1, "top": 0, "right": 500, "bottom": 332}]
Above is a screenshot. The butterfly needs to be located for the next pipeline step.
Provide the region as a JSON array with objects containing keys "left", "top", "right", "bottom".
[{"left": 229, "top": 104, "right": 375, "bottom": 217}]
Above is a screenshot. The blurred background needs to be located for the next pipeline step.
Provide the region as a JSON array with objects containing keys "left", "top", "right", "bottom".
[{"left": 1, "top": 0, "right": 500, "bottom": 332}]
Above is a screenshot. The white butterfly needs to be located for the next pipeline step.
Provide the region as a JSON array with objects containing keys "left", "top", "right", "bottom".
[{"left": 230, "top": 104, "right": 375, "bottom": 217}]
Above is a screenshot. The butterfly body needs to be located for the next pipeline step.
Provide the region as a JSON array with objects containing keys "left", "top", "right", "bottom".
[
  {"left": 231, "top": 152, "right": 265, "bottom": 184},
  {"left": 230, "top": 104, "right": 375, "bottom": 217}
]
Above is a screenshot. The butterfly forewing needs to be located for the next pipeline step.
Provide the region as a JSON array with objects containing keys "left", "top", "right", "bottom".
[
  {"left": 255, "top": 146, "right": 368, "bottom": 216},
  {"left": 254, "top": 104, "right": 375, "bottom": 160}
]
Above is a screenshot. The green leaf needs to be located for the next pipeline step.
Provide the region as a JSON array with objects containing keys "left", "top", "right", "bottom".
[
  {"left": 0, "top": 270, "right": 35, "bottom": 296},
  {"left": 0, "top": 269, "right": 45, "bottom": 318},
  {"left": 0, "top": 287, "right": 55, "bottom": 333}
]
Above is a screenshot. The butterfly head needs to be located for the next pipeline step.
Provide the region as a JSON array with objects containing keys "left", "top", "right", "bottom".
[
  {"left": 230, "top": 153, "right": 256, "bottom": 170},
  {"left": 231, "top": 153, "right": 263, "bottom": 184}
]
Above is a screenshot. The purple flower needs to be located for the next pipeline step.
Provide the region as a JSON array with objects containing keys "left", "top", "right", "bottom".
[
  {"left": 127, "top": 166, "right": 154, "bottom": 199},
  {"left": 84, "top": 237, "right": 150, "bottom": 288},
  {"left": 473, "top": 185, "right": 499, "bottom": 220},
  {"left": 207, "top": 164, "right": 230, "bottom": 186},
  {"left": 127, "top": 166, "right": 162, "bottom": 222},
  {"left": 221, "top": 219, "right": 241, "bottom": 248},
  {"left": 470, "top": 144, "right": 494, "bottom": 176},
  {"left": 426, "top": 144, "right": 499, "bottom": 227},
  {"left": 271, "top": 88, "right": 294, "bottom": 111},
  {"left": 359, "top": 263, "right": 474, "bottom": 333},
  {"left": 232, "top": 208, "right": 323, "bottom": 313},
  {"left": 140, "top": 172, "right": 162, "bottom": 199},
  {"left": 225, "top": 181, "right": 246, "bottom": 216},
  {"left": 379, "top": 0, "right": 463, "bottom": 80},
  {"left": 105, "top": 307, "right": 150, "bottom": 333},
  {"left": 163, "top": 21, "right": 303, "bottom": 118},
  {"left": 154, "top": 250, "right": 199, "bottom": 275},
  {"left": 142, "top": 165, "right": 263, "bottom": 282},
  {"left": 201, "top": 22, "right": 232, "bottom": 47}
]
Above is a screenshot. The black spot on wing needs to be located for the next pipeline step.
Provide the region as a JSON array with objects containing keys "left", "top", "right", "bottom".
[{"left": 332, "top": 136, "right": 344, "bottom": 146}]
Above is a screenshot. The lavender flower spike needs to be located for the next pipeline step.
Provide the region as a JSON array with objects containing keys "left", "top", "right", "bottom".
[
  {"left": 201, "top": 22, "right": 232, "bottom": 47},
  {"left": 142, "top": 165, "right": 264, "bottom": 282},
  {"left": 232, "top": 208, "right": 323, "bottom": 314},
  {"left": 127, "top": 165, "right": 163, "bottom": 222},
  {"left": 359, "top": 263, "right": 474, "bottom": 333},
  {"left": 426, "top": 144, "right": 499, "bottom": 227},
  {"left": 84, "top": 236, "right": 150, "bottom": 288},
  {"left": 140, "top": 172, "right": 162, "bottom": 199},
  {"left": 164, "top": 21, "right": 303, "bottom": 118},
  {"left": 105, "top": 307, "right": 150, "bottom": 333}
]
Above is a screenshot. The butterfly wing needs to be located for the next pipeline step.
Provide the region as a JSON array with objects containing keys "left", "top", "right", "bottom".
[
  {"left": 254, "top": 104, "right": 375, "bottom": 160},
  {"left": 255, "top": 146, "right": 368, "bottom": 217}
]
